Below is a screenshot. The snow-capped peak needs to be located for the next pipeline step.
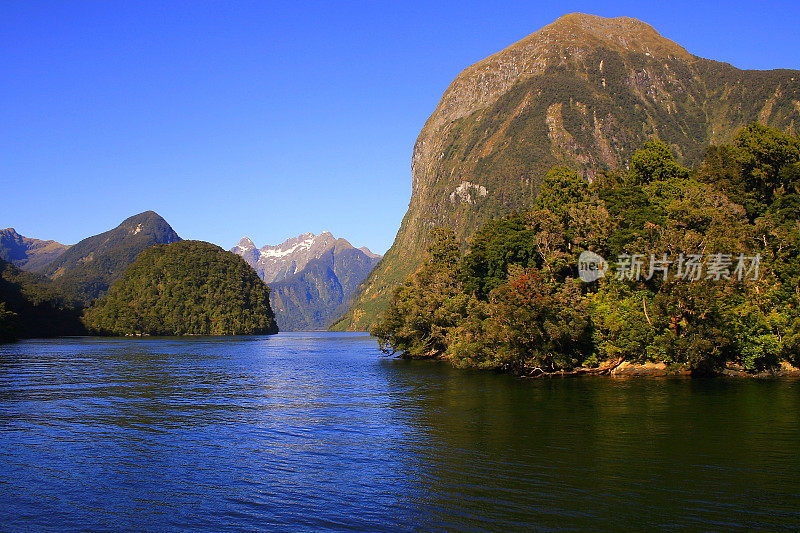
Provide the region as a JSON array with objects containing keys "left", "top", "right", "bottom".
[
  {"left": 260, "top": 235, "right": 316, "bottom": 258},
  {"left": 230, "top": 231, "right": 381, "bottom": 284}
]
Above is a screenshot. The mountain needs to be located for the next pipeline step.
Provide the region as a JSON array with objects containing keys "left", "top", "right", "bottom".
[
  {"left": 231, "top": 232, "right": 381, "bottom": 330},
  {"left": 336, "top": 13, "right": 800, "bottom": 330},
  {"left": 269, "top": 243, "right": 382, "bottom": 331},
  {"left": 40, "top": 211, "right": 181, "bottom": 304},
  {"left": 358, "top": 247, "right": 381, "bottom": 259},
  {"left": 84, "top": 241, "right": 278, "bottom": 336},
  {"left": 232, "top": 231, "right": 341, "bottom": 283},
  {"left": 0, "top": 228, "right": 70, "bottom": 271}
]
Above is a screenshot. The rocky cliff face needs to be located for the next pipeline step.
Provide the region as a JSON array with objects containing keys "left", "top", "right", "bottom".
[
  {"left": 337, "top": 13, "right": 800, "bottom": 330},
  {"left": 231, "top": 232, "right": 381, "bottom": 330},
  {"left": 0, "top": 228, "right": 70, "bottom": 272}
]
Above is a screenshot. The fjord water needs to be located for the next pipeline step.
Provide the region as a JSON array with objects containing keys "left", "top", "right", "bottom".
[{"left": 1, "top": 334, "right": 798, "bottom": 531}]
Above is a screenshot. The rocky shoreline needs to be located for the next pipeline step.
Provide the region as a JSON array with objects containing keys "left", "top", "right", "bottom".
[
  {"left": 522, "top": 360, "right": 800, "bottom": 378},
  {"left": 606, "top": 360, "right": 800, "bottom": 378}
]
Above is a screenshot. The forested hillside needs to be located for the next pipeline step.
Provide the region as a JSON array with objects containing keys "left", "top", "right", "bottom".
[
  {"left": 41, "top": 211, "right": 181, "bottom": 304},
  {"left": 0, "top": 259, "right": 85, "bottom": 342},
  {"left": 84, "top": 241, "right": 279, "bottom": 336},
  {"left": 374, "top": 124, "right": 800, "bottom": 375}
]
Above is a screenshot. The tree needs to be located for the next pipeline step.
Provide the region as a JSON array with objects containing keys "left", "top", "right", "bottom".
[
  {"left": 477, "top": 267, "right": 591, "bottom": 373},
  {"left": 373, "top": 228, "right": 466, "bottom": 358},
  {"left": 530, "top": 167, "right": 611, "bottom": 278},
  {"left": 0, "top": 302, "right": 17, "bottom": 343},
  {"left": 699, "top": 123, "right": 800, "bottom": 219},
  {"left": 460, "top": 215, "right": 536, "bottom": 299},
  {"left": 629, "top": 140, "right": 689, "bottom": 185}
]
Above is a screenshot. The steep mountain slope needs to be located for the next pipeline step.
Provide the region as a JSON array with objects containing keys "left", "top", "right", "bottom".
[
  {"left": 336, "top": 13, "right": 800, "bottom": 330},
  {"left": 231, "top": 232, "right": 381, "bottom": 330},
  {"left": 0, "top": 228, "right": 70, "bottom": 271},
  {"left": 40, "top": 211, "right": 181, "bottom": 304}
]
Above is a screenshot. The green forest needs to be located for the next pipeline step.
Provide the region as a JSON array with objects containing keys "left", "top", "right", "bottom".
[
  {"left": 0, "top": 259, "right": 85, "bottom": 342},
  {"left": 374, "top": 124, "right": 800, "bottom": 375},
  {"left": 83, "top": 241, "right": 278, "bottom": 336}
]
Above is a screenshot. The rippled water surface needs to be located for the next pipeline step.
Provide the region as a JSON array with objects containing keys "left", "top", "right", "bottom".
[{"left": 1, "top": 333, "right": 799, "bottom": 531}]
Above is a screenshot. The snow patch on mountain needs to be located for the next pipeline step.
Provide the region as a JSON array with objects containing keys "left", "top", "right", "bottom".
[{"left": 231, "top": 231, "right": 373, "bottom": 284}]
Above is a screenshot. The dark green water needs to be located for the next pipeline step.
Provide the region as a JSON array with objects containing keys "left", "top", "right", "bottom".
[{"left": 1, "top": 333, "right": 798, "bottom": 531}]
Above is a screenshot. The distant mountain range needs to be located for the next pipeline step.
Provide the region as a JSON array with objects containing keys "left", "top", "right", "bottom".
[
  {"left": 0, "top": 228, "right": 70, "bottom": 272},
  {"left": 232, "top": 232, "right": 340, "bottom": 283},
  {"left": 231, "top": 232, "right": 381, "bottom": 331},
  {"left": 3, "top": 214, "right": 380, "bottom": 333},
  {"left": 1, "top": 211, "right": 294, "bottom": 341}
]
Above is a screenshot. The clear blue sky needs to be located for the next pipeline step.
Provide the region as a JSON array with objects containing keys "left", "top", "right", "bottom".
[{"left": 2, "top": 1, "right": 799, "bottom": 254}]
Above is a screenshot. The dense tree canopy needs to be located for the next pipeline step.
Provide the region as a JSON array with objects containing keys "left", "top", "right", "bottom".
[
  {"left": 83, "top": 241, "right": 278, "bottom": 336},
  {"left": 0, "top": 259, "right": 85, "bottom": 342},
  {"left": 374, "top": 125, "right": 800, "bottom": 375}
]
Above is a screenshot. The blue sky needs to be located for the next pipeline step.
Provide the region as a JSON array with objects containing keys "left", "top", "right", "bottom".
[{"left": 2, "top": 1, "right": 799, "bottom": 254}]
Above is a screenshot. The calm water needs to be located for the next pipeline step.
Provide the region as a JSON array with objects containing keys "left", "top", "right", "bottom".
[{"left": 1, "top": 333, "right": 798, "bottom": 532}]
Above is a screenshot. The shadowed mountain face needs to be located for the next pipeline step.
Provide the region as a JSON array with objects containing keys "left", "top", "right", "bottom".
[
  {"left": 269, "top": 246, "right": 382, "bottom": 331},
  {"left": 337, "top": 12, "right": 800, "bottom": 331},
  {"left": 40, "top": 211, "right": 181, "bottom": 304},
  {"left": 0, "top": 258, "right": 85, "bottom": 341},
  {"left": 231, "top": 233, "right": 381, "bottom": 331},
  {"left": 0, "top": 228, "right": 70, "bottom": 272}
]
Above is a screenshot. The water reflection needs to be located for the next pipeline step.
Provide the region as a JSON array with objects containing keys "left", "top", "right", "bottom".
[
  {"left": 383, "top": 360, "right": 800, "bottom": 530},
  {"left": 1, "top": 334, "right": 798, "bottom": 531}
]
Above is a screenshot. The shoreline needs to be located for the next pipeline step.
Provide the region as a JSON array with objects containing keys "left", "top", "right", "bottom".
[{"left": 522, "top": 360, "right": 800, "bottom": 379}]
